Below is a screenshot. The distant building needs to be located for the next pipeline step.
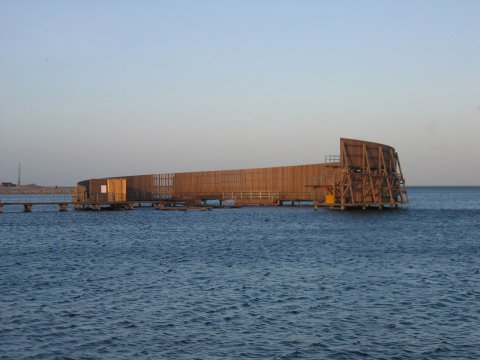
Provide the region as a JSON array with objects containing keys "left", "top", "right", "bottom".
[{"left": 1, "top": 182, "right": 16, "bottom": 187}]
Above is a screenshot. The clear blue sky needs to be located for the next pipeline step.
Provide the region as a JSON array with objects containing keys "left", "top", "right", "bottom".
[{"left": 1, "top": 0, "right": 479, "bottom": 185}]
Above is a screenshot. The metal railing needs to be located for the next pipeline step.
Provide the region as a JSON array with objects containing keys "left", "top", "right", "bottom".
[
  {"left": 221, "top": 191, "right": 280, "bottom": 200},
  {"left": 85, "top": 192, "right": 127, "bottom": 203}
]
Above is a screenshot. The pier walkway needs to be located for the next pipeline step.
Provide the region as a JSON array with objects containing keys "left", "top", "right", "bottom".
[{"left": 0, "top": 199, "right": 233, "bottom": 213}]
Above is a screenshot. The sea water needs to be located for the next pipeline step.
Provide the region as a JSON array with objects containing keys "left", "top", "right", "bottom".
[{"left": 1, "top": 187, "right": 479, "bottom": 359}]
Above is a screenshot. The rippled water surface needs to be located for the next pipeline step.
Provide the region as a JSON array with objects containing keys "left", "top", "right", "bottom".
[{"left": 1, "top": 187, "right": 479, "bottom": 359}]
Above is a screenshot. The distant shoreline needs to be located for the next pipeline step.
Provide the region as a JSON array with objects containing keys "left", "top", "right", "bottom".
[{"left": 0, "top": 187, "right": 74, "bottom": 194}]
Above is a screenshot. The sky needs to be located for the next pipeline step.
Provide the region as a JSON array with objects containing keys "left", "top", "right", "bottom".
[{"left": 0, "top": 0, "right": 479, "bottom": 186}]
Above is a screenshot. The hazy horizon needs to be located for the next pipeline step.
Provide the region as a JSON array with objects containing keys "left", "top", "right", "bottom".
[{"left": 1, "top": 1, "right": 479, "bottom": 186}]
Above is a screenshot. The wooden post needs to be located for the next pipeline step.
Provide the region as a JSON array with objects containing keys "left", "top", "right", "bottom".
[{"left": 0, "top": 204, "right": 3, "bottom": 213}]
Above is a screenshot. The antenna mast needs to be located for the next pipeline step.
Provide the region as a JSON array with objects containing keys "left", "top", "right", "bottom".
[{"left": 17, "top": 163, "right": 21, "bottom": 186}]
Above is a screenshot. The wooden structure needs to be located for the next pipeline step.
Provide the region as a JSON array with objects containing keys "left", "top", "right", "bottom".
[
  {"left": 74, "top": 138, "right": 408, "bottom": 210},
  {"left": 309, "top": 138, "right": 408, "bottom": 209}
]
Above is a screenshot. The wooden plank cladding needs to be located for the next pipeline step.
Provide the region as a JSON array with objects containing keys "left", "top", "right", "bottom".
[
  {"left": 107, "top": 179, "right": 126, "bottom": 202},
  {"left": 76, "top": 138, "right": 408, "bottom": 209},
  {"left": 172, "top": 164, "right": 328, "bottom": 202},
  {"left": 341, "top": 138, "right": 397, "bottom": 171},
  {"left": 125, "top": 175, "right": 152, "bottom": 201}
]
